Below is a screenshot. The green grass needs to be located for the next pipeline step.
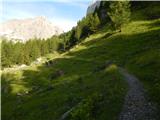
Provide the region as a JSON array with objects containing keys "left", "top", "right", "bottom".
[
  {"left": 1, "top": 20, "right": 129, "bottom": 119},
  {"left": 2, "top": 58, "right": 127, "bottom": 120},
  {"left": 2, "top": 4, "right": 160, "bottom": 120},
  {"left": 67, "top": 18, "right": 160, "bottom": 112}
]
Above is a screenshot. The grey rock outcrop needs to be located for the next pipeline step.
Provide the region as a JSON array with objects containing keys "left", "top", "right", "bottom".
[{"left": 87, "top": 0, "right": 101, "bottom": 15}]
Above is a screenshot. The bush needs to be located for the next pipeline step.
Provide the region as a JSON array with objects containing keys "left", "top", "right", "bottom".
[{"left": 70, "top": 93, "right": 103, "bottom": 120}]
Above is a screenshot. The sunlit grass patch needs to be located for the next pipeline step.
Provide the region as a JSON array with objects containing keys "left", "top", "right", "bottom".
[
  {"left": 105, "top": 64, "right": 118, "bottom": 73},
  {"left": 122, "top": 19, "right": 160, "bottom": 35}
]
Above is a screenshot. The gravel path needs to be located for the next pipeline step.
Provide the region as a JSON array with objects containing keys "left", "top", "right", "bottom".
[{"left": 119, "top": 68, "right": 157, "bottom": 120}]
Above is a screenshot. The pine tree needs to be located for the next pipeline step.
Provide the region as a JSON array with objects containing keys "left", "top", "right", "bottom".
[
  {"left": 12, "top": 42, "right": 23, "bottom": 64},
  {"left": 75, "top": 20, "right": 84, "bottom": 40},
  {"left": 49, "top": 36, "right": 59, "bottom": 52},
  {"left": 31, "top": 40, "right": 41, "bottom": 60},
  {"left": 108, "top": 1, "right": 131, "bottom": 31},
  {"left": 89, "top": 13, "right": 101, "bottom": 32},
  {"left": 1, "top": 40, "right": 14, "bottom": 67},
  {"left": 23, "top": 44, "right": 31, "bottom": 65}
]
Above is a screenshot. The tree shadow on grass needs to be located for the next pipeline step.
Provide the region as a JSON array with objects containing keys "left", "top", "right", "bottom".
[
  {"left": 2, "top": 28, "right": 160, "bottom": 120},
  {"left": 2, "top": 51, "right": 127, "bottom": 120},
  {"left": 2, "top": 56, "right": 108, "bottom": 120},
  {"left": 131, "top": 2, "right": 160, "bottom": 21}
]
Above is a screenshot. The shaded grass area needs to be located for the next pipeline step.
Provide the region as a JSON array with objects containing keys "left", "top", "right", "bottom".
[
  {"left": 131, "top": 2, "right": 160, "bottom": 21},
  {"left": 2, "top": 56, "right": 127, "bottom": 120}
]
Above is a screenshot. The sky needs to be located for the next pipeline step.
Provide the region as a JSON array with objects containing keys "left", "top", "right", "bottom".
[{"left": 0, "top": 0, "right": 92, "bottom": 31}]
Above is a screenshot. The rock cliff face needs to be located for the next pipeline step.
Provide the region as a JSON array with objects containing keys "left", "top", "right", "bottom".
[
  {"left": 87, "top": 0, "right": 101, "bottom": 15},
  {"left": 0, "top": 16, "right": 62, "bottom": 42}
]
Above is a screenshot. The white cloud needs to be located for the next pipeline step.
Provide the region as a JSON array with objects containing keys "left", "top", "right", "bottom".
[{"left": 50, "top": 17, "right": 77, "bottom": 32}]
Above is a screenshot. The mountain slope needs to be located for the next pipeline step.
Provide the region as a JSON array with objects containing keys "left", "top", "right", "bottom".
[
  {"left": 0, "top": 16, "right": 62, "bottom": 42},
  {"left": 2, "top": 17, "right": 160, "bottom": 119},
  {"left": 2, "top": 2, "right": 160, "bottom": 120}
]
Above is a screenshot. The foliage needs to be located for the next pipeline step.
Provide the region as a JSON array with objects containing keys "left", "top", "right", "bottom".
[
  {"left": 75, "top": 13, "right": 101, "bottom": 41},
  {"left": 70, "top": 93, "right": 103, "bottom": 120},
  {"left": 1, "top": 36, "right": 62, "bottom": 68},
  {"left": 108, "top": 1, "right": 131, "bottom": 31}
]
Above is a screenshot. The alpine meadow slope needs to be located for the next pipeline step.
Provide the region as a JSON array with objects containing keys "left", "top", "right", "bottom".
[{"left": 1, "top": 1, "right": 160, "bottom": 120}]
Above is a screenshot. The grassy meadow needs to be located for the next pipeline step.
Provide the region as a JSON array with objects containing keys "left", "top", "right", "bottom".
[{"left": 1, "top": 2, "right": 160, "bottom": 120}]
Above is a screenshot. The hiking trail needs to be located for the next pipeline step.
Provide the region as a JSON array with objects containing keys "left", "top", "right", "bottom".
[{"left": 119, "top": 68, "right": 157, "bottom": 120}]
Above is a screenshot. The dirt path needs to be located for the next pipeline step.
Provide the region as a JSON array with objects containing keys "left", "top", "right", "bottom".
[{"left": 119, "top": 68, "right": 157, "bottom": 120}]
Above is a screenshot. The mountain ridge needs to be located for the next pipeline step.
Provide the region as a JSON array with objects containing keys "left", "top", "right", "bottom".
[{"left": 0, "top": 16, "right": 63, "bottom": 42}]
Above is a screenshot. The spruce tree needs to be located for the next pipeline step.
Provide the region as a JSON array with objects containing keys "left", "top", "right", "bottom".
[
  {"left": 75, "top": 20, "right": 84, "bottom": 40},
  {"left": 89, "top": 13, "right": 100, "bottom": 32},
  {"left": 108, "top": 1, "right": 131, "bottom": 31}
]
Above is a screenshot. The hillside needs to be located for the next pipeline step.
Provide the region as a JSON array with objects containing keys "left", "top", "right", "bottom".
[
  {"left": 0, "top": 16, "right": 62, "bottom": 42},
  {"left": 2, "top": 1, "right": 160, "bottom": 120}
]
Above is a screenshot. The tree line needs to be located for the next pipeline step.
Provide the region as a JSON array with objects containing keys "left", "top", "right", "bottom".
[
  {"left": 1, "top": 1, "right": 131, "bottom": 68},
  {"left": 1, "top": 36, "right": 63, "bottom": 68}
]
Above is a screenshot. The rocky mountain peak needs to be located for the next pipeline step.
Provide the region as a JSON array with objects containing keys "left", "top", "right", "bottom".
[{"left": 0, "top": 16, "right": 63, "bottom": 42}]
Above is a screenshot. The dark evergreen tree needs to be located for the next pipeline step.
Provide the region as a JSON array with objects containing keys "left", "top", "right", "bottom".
[
  {"left": 108, "top": 1, "right": 131, "bottom": 31},
  {"left": 88, "top": 13, "right": 101, "bottom": 32}
]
